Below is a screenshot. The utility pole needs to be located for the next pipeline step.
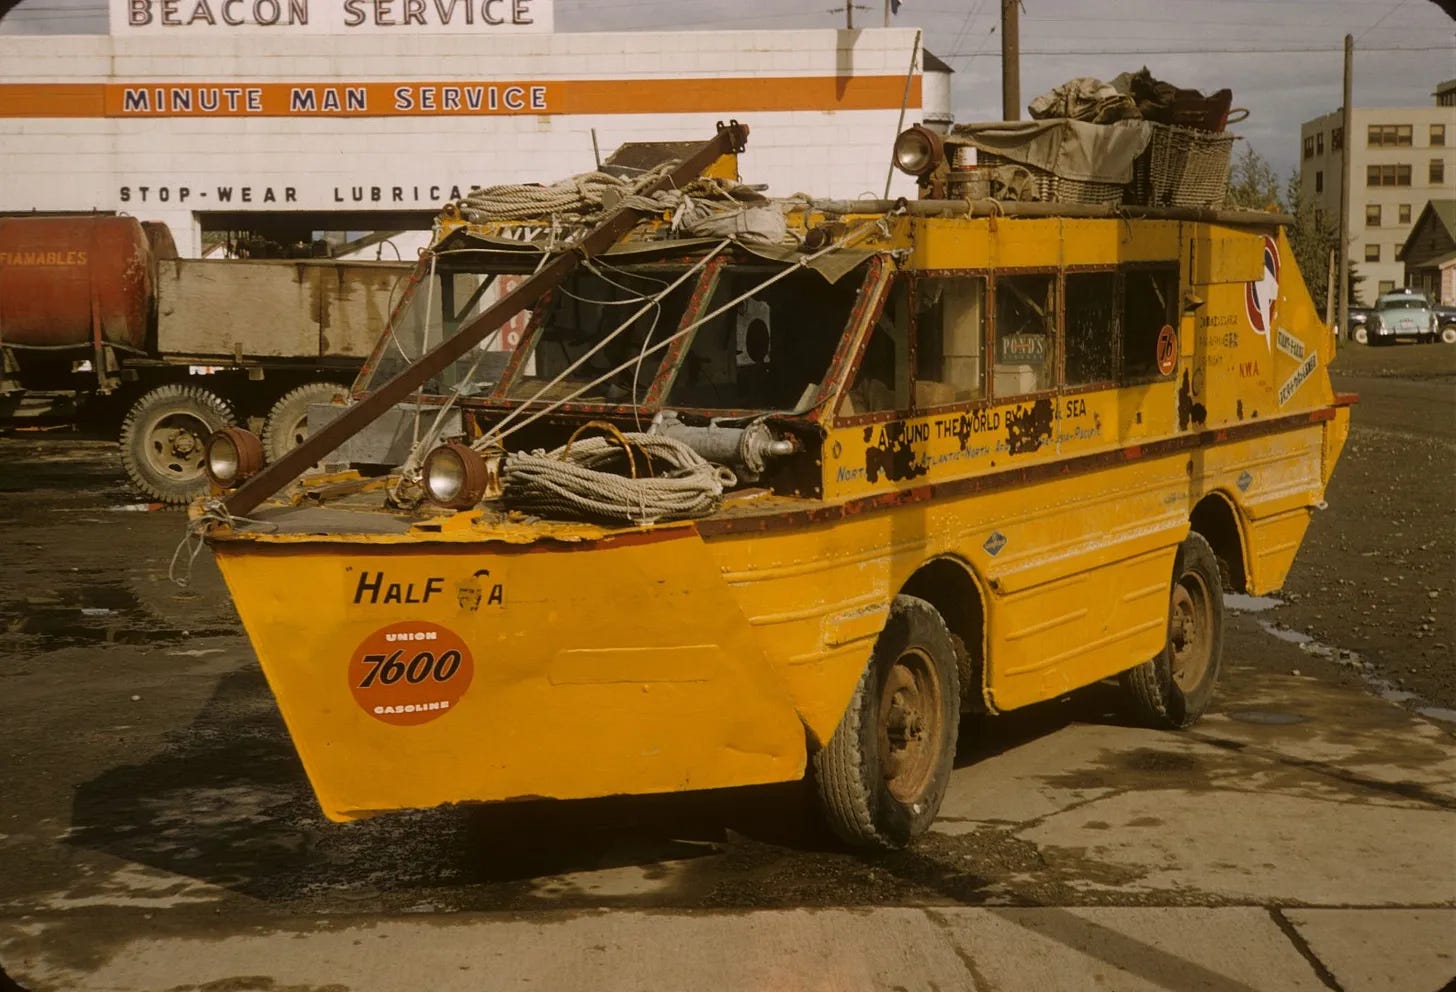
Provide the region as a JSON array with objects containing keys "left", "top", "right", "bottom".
[
  {"left": 1337, "top": 34, "right": 1352, "bottom": 342},
  {"left": 1002, "top": 0, "right": 1020, "bottom": 120}
]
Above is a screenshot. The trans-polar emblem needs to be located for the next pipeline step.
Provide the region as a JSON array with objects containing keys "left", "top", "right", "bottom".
[{"left": 983, "top": 531, "right": 1007, "bottom": 556}]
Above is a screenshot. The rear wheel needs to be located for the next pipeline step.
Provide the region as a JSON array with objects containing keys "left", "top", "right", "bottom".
[
  {"left": 119, "top": 383, "right": 235, "bottom": 503},
  {"left": 1353, "top": 325, "right": 1368, "bottom": 345},
  {"left": 1441, "top": 324, "right": 1456, "bottom": 345},
  {"left": 812, "top": 595, "right": 960, "bottom": 850},
  {"left": 1120, "top": 532, "right": 1224, "bottom": 730},
  {"left": 261, "top": 381, "right": 350, "bottom": 463}
]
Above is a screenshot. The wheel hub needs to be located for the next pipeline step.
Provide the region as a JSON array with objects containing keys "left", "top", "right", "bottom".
[
  {"left": 1169, "top": 574, "right": 1213, "bottom": 691},
  {"left": 878, "top": 650, "right": 942, "bottom": 803}
]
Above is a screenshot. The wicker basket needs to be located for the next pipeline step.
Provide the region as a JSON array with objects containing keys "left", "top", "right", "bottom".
[
  {"left": 975, "top": 152, "right": 1126, "bottom": 206},
  {"left": 1131, "top": 124, "right": 1236, "bottom": 208}
]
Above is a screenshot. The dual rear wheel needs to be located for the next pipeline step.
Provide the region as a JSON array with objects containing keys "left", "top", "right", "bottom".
[{"left": 119, "top": 380, "right": 349, "bottom": 503}]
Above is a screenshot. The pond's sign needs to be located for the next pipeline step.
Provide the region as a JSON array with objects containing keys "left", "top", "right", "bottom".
[{"left": 112, "top": 0, "right": 552, "bottom": 34}]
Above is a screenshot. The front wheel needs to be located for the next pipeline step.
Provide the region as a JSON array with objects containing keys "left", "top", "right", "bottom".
[
  {"left": 812, "top": 595, "right": 960, "bottom": 851},
  {"left": 1120, "top": 532, "right": 1224, "bottom": 730}
]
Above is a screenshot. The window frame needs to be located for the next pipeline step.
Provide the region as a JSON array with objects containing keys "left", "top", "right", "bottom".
[
  {"left": 1364, "top": 243, "right": 1381, "bottom": 263},
  {"left": 989, "top": 267, "right": 1062, "bottom": 403},
  {"left": 1118, "top": 262, "right": 1182, "bottom": 386},
  {"left": 904, "top": 269, "right": 993, "bottom": 417},
  {"left": 1061, "top": 265, "right": 1120, "bottom": 396}
]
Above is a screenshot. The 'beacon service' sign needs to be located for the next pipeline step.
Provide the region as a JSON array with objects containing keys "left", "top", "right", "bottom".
[{"left": 112, "top": 0, "right": 552, "bottom": 34}]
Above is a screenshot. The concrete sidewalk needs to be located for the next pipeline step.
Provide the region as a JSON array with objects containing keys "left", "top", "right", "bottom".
[{"left": 5, "top": 906, "right": 1454, "bottom": 991}]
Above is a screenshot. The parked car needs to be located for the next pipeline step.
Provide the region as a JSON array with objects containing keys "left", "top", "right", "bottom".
[
  {"left": 1434, "top": 303, "right": 1456, "bottom": 345},
  {"left": 1366, "top": 291, "right": 1435, "bottom": 345},
  {"left": 1345, "top": 306, "right": 1375, "bottom": 344}
]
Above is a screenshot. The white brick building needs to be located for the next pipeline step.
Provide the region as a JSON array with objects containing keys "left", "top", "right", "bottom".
[{"left": 0, "top": 21, "right": 942, "bottom": 257}]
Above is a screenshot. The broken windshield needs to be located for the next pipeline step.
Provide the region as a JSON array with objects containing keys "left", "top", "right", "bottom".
[
  {"left": 663, "top": 263, "right": 869, "bottom": 413},
  {"left": 504, "top": 267, "right": 692, "bottom": 406}
]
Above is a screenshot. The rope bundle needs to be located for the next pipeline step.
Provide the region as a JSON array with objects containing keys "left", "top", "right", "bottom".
[{"left": 501, "top": 430, "right": 725, "bottom": 526}]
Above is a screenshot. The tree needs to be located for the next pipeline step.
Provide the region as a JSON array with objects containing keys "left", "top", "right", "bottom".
[
  {"left": 1284, "top": 169, "right": 1340, "bottom": 314},
  {"left": 1226, "top": 145, "right": 1283, "bottom": 212}
]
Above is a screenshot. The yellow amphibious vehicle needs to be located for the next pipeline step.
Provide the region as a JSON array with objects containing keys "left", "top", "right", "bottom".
[{"left": 197, "top": 122, "right": 1351, "bottom": 849}]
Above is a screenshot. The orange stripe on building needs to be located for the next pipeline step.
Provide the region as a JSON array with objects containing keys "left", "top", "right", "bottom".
[{"left": 0, "top": 76, "right": 920, "bottom": 119}]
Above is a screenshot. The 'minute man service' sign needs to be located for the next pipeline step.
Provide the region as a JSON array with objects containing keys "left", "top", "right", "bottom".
[{"left": 112, "top": 0, "right": 552, "bottom": 33}]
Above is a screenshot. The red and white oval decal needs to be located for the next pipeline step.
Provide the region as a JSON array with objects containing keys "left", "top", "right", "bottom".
[
  {"left": 1244, "top": 235, "right": 1280, "bottom": 350},
  {"left": 348, "top": 621, "right": 474, "bottom": 726}
]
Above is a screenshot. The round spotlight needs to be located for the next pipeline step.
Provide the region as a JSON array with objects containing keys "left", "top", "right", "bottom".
[
  {"left": 204, "top": 427, "right": 264, "bottom": 488},
  {"left": 893, "top": 124, "right": 945, "bottom": 177},
  {"left": 423, "top": 442, "right": 488, "bottom": 510}
]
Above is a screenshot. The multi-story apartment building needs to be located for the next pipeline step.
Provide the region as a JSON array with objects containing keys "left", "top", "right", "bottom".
[{"left": 1301, "top": 80, "right": 1456, "bottom": 301}]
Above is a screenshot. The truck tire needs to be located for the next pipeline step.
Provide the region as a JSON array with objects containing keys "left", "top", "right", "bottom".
[
  {"left": 119, "top": 384, "right": 235, "bottom": 504},
  {"left": 1119, "top": 532, "right": 1224, "bottom": 730},
  {"left": 261, "top": 382, "right": 350, "bottom": 463},
  {"left": 812, "top": 595, "right": 960, "bottom": 851}
]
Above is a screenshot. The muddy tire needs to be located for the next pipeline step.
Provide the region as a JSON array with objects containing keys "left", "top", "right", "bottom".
[
  {"left": 261, "top": 382, "right": 349, "bottom": 463},
  {"left": 812, "top": 595, "right": 960, "bottom": 851},
  {"left": 119, "top": 384, "right": 235, "bottom": 504},
  {"left": 1120, "top": 532, "right": 1224, "bottom": 730}
]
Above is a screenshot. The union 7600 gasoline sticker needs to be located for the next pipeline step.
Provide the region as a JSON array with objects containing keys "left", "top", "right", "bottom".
[{"left": 348, "top": 621, "right": 474, "bottom": 726}]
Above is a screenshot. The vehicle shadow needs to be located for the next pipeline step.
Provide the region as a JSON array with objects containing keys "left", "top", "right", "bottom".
[{"left": 65, "top": 667, "right": 1113, "bottom": 913}]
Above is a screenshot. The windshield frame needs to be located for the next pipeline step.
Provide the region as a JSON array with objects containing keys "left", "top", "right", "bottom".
[{"left": 353, "top": 243, "right": 890, "bottom": 425}]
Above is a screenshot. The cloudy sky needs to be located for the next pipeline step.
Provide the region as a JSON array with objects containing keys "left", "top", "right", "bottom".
[{"left": 2, "top": 0, "right": 1452, "bottom": 177}]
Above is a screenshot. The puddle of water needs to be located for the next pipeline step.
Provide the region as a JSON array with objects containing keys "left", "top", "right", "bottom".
[
  {"left": 1225, "top": 593, "right": 1284, "bottom": 613},
  {"left": 1249, "top": 617, "right": 1454, "bottom": 729},
  {"left": 1259, "top": 621, "right": 1314, "bottom": 646},
  {"left": 0, "top": 584, "right": 232, "bottom": 649}
]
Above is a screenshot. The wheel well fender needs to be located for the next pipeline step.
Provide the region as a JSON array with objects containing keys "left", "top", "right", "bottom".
[
  {"left": 898, "top": 555, "right": 990, "bottom": 713},
  {"left": 1190, "top": 491, "right": 1248, "bottom": 594}
]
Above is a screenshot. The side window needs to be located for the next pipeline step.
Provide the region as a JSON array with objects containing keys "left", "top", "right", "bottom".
[
  {"left": 993, "top": 272, "right": 1057, "bottom": 397},
  {"left": 843, "top": 278, "right": 910, "bottom": 416},
  {"left": 912, "top": 276, "right": 986, "bottom": 408},
  {"left": 1064, "top": 272, "right": 1116, "bottom": 387},
  {"left": 1121, "top": 267, "right": 1178, "bottom": 381}
]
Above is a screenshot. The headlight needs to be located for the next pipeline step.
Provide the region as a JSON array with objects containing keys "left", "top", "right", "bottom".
[
  {"left": 893, "top": 124, "right": 945, "bottom": 177},
  {"left": 204, "top": 427, "right": 264, "bottom": 488},
  {"left": 423, "top": 442, "right": 489, "bottom": 510}
]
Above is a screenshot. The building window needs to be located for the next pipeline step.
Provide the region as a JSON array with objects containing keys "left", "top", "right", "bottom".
[
  {"left": 1316, "top": 132, "right": 1324, "bottom": 155},
  {"left": 1332, "top": 127, "right": 1344, "bottom": 151},
  {"left": 1432, "top": 124, "right": 1446, "bottom": 146},
  {"left": 1315, "top": 170, "right": 1324, "bottom": 193},
  {"left": 1432, "top": 159, "right": 1446, "bottom": 185},
  {"left": 1303, "top": 136, "right": 1315, "bottom": 160},
  {"left": 1365, "top": 244, "right": 1381, "bottom": 262},
  {"left": 1378, "top": 279, "right": 1396, "bottom": 294},
  {"left": 1399, "top": 203, "right": 1412, "bottom": 224},
  {"left": 1366, "top": 204, "right": 1381, "bottom": 226},
  {"left": 1367, "top": 124, "right": 1413, "bottom": 147},
  {"left": 1366, "top": 164, "right": 1412, "bottom": 186}
]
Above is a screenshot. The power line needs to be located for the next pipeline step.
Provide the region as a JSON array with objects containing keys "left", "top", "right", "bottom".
[{"left": 943, "top": 43, "right": 1451, "bottom": 57}]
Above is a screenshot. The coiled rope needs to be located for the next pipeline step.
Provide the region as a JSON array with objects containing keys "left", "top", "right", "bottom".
[{"left": 501, "top": 425, "right": 727, "bottom": 526}]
